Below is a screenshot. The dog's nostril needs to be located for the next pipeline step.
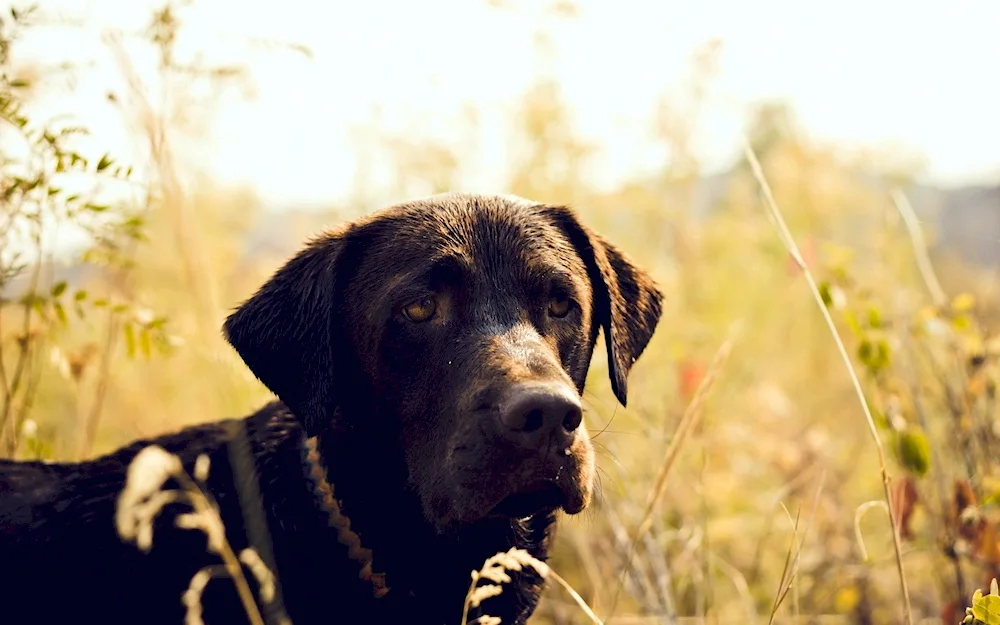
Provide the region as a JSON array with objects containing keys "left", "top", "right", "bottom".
[
  {"left": 562, "top": 407, "right": 582, "bottom": 432},
  {"left": 523, "top": 409, "right": 544, "bottom": 433},
  {"left": 498, "top": 383, "right": 582, "bottom": 446}
]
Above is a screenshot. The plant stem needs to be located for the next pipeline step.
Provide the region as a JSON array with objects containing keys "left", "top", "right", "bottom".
[{"left": 743, "top": 139, "right": 913, "bottom": 625}]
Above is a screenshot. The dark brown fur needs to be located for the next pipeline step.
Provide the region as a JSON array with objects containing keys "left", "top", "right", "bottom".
[{"left": 0, "top": 193, "right": 663, "bottom": 625}]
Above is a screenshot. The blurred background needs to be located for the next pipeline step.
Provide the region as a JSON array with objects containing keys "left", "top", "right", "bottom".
[{"left": 2, "top": 1, "right": 999, "bottom": 623}]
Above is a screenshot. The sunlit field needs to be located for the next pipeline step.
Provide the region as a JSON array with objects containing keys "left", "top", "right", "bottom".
[{"left": 3, "top": 1, "right": 1000, "bottom": 623}]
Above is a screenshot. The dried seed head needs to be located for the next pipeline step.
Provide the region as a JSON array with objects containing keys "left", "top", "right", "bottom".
[
  {"left": 182, "top": 566, "right": 219, "bottom": 625},
  {"left": 193, "top": 454, "right": 211, "bottom": 483},
  {"left": 468, "top": 584, "right": 503, "bottom": 609},
  {"left": 240, "top": 548, "right": 277, "bottom": 603},
  {"left": 115, "top": 446, "right": 183, "bottom": 549}
]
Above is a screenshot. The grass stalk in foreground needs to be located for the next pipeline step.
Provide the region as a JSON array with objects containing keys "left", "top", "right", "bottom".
[
  {"left": 768, "top": 471, "right": 826, "bottom": 625},
  {"left": 460, "top": 547, "right": 602, "bottom": 625},
  {"left": 742, "top": 139, "right": 914, "bottom": 625},
  {"left": 116, "top": 447, "right": 276, "bottom": 625}
]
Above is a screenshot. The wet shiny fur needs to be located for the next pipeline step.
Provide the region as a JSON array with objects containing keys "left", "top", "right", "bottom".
[{"left": 0, "top": 193, "right": 663, "bottom": 624}]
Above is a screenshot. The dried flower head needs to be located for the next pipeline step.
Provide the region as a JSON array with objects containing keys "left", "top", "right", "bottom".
[
  {"left": 182, "top": 566, "right": 221, "bottom": 625},
  {"left": 461, "top": 548, "right": 550, "bottom": 625},
  {"left": 472, "top": 547, "right": 549, "bottom": 585},
  {"left": 115, "top": 444, "right": 283, "bottom": 625},
  {"left": 240, "top": 548, "right": 276, "bottom": 603},
  {"left": 468, "top": 584, "right": 503, "bottom": 609},
  {"left": 175, "top": 510, "right": 227, "bottom": 555},
  {"left": 193, "top": 454, "right": 211, "bottom": 484},
  {"left": 115, "top": 446, "right": 183, "bottom": 551},
  {"left": 461, "top": 547, "right": 602, "bottom": 625}
]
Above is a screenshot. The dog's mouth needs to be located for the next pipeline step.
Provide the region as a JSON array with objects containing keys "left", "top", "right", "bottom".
[{"left": 489, "top": 480, "right": 568, "bottom": 519}]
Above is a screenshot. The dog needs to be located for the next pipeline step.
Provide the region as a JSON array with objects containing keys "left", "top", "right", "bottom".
[{"left": 0, "top": 193, "right": 663, "bottom": 625}]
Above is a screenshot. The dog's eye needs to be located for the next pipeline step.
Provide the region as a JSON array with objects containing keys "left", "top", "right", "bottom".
[
  {"left": 403, "top": 296, "right": 437, "bottom": 323},
  {"left": 548, "top": 296, "right": 572, "bottom": 318}
]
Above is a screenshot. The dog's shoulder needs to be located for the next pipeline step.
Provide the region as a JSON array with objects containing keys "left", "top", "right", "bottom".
[{"left": 0, "top": 401, "right": 301, "bottom": 538}]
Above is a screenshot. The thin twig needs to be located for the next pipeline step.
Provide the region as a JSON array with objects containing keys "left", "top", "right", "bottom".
[
  {"left": 78, "top": 228, "right": 142, "bottom": 460},
  {"left": 743, "top": 139, "right": 913, "bottom": 625},
  {"left": 0, "top": 240, "right": 43, "bottom": 454},
  {"left": 173, "top": 471, "right": 266, "bottom": 625},
  {"left": 889, "top": 195, "right": 969, "bottom": 604}
]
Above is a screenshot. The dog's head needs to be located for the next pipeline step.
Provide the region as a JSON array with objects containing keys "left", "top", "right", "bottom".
[{"left": 224, "top": 194, "right": 663, "bottom": 531}]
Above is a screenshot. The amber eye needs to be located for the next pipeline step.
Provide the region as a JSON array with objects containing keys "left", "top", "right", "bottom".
[
  {"left": 548, "top": 295, "right": 572, "bottom": 318},
  {"left": 403, "top": 296, "right": 437, "bottom": 323}
]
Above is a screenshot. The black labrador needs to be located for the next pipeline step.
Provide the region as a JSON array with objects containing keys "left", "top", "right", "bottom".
[{"left": 0, "top": 193, "right": 663, "bottom": 625}]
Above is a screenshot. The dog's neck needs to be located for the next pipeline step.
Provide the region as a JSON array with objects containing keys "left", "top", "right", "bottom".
[
  {"left": 297, "top": 414, "right": 555, "bottom": 623},
  {"left": 298, "top": 434, "right": 389, "bottom": 597}
]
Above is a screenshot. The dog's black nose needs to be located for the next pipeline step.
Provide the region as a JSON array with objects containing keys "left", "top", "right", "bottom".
[{"left": 498, "top": 382, "right": 583, "bottom": 449}]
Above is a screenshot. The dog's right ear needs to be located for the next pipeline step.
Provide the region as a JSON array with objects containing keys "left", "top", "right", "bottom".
[{"left": 223, "top": 225, "right": 366, "bottom": 436}]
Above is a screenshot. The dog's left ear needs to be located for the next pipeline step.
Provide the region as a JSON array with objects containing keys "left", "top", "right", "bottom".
[
  {"left": 542, "top": 205, "right": 664, "bottom": 407},
  {"left": 223, "top": 224, "right": 370, "bottom": 436}
]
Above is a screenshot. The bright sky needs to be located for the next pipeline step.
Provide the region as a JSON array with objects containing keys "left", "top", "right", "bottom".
[{"left": 15, "top": 0, "right": 1000, "bottom": 210}]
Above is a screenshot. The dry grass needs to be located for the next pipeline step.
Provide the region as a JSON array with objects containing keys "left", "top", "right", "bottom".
[
  {"left": 461, "top": 547, "right": 603, "bottom": 625},
  {"left": 116, "top": 445, "right": 286, "bottom": 625},
  {"left": 742, "top": 139, "right": 913, "bottom": 625},
  {"left": 5, "top": 4, "right": 1000, "bottom": 624},
  {"left": 117, "top": 444, "right": 604, "bottom": 625}
]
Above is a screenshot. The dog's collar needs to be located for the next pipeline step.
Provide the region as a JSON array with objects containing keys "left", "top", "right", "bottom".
[{"left": 299, "top": 434, "right": 391, "bottom": 598}]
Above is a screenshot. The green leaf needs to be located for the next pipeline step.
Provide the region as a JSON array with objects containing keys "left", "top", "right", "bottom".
[
  {"left": 51, "top": 281, "right": 67, "bottom": 297},
  {"left": 867, "top": 306, "right": 882, "bottom": 329},
  {"left": 858, "top": 338, "right": 891, "bottom": 373},
  {"left": 53, "top": 302, "right": 67, "bottom": 325},
  {"left": 819, "top": 281, "right": 833, "bottom": 308},
  {"left": 896, "top": 429, "right": 931, "bottom": 477},
  {"left": 140, "top": 328, "right": 152, "bottom": 359},
  {"left": 74, "top": 290, "right": 87, "bottom": 301},
  {"left": 96, "top": 153, "right": 114, "bottom": 172},
  {"left": 124, "top": 323, "right": 136, "bottom": 358},
  {"left": 972, "top": 585, "right": 1000, "bottom": 624}
]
